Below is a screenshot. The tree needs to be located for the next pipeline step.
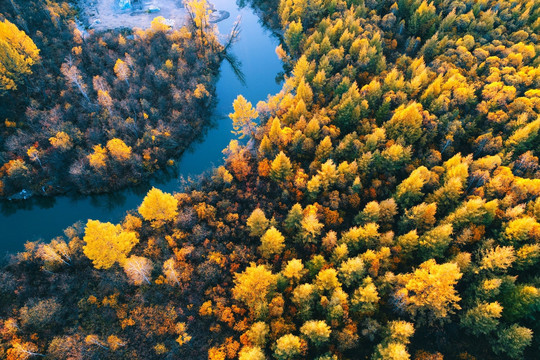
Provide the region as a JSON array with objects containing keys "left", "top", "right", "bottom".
[
  {"left": 7, "top": 340, "right": 43, "bottom": 360},
  {"left": 230, "top": 95, "right": 258, "bottom": 139},
  {"left": 385, "top": 102, "right": 424, "bottom": 145},
  {"left": 246, "top": 208, "right": 269, "bottom": 237},
  {"left": 259, "top": 226, "right": 285, "bottom": 259},
  {"left": 85, "top": 335, "right": 107, "bottom": 349},
  {"left": 185, "top": 0, "right": 213, "bottom": 49},
  {"left": 351, "top": 276, "right": 379, "bottom": 315},
  {"left": 387, "top": 321, "right": 415, "bottom": 344},
  {"left": 480, "top": 246, "right": 516, "bottom": 272},
  {"left": 150, "top": 16, "right": 172, "bottom": 33},
  {"left": 114, "top": 59, "right": 130, "bottom": 86},
  {"left": 273, "top": 334, "right": 306, "bottom": 360},
  {"left": 123, "top": 256, "right": 152, "bottom": 285},
  {"left": 106, "top": 138, "right": 131, "bottom": 161},
  {"left": 284, "top": 204, "right": 303, "bottom": 234},
  {"left": 318, "top": 160, "right": 338, "bottom": 191},
  {"left": 238, "top": 346, "right": 265, "bottom": 360},
  {"left": 270, "top": 151, "right": 293, "bottom": 182},
  {"left": 315, "top": 268, "right": 341, "bottom": 293},
  {"left": 20, "top": 299, "right": 60, "bottom": 330},
  {"left": 300, "top": 320, "right": 331, "bottom": 346},
  {"left": 88, "top": 144, "right": 107, "bottom": 169},
  {"left": 461, "top": 302, "right": 502, "bottom": 336},
  {"left": 338, "top": 256, "right": 365, "bottom": 287},
  {"left": 395, "top": 166, "right": 431, "bottom": 208},
  {"left": 83, "top": 220, "right": 139, "bottom": 269},
  {"left": 49, "top": 132, "right": 72, "bottom": 151},
  {"left": 284, "top": 20, "right": 303, "bottom": 57},
  {"left": 282, "top": 259, "right": 306, "bottom": 282},
  {"left": 395, "top": 260, "right": 462, "bottom": 323},
  {"left": 61, "top": 58, "right": 89, "bottom": 101},
  {"left": 232, "top": 263, "right": 278, "bottom": 318},
  {"left": 492, "top": 325, "right": 533, "bottom": 359},
  {"left": 299, "top": 205, "right": 324, "bottom": 244},
  {"left": 138, "top": 188, "right": 178, "bottom": 225},
  {"left": 36, "top": 238, "right": 72, "bottom": 269},
  {"left": 47, "top": 335, "right": 83, "bottom": 359},
  {"left": 0, "top": 19, "right": 40, "bottom": 93},
  {"left": 418, "top": 224, "right": 453, "bottom": 260},
  {"left": 107, "top": 335, "right": 126, "bottom": 351},
  {"left": 245, "top": 321, "right": 269, "bottom": 347},
  {"left": 373, "top": 342, "right": 410, "bottom": 360},
  {"left": 163, "top": 257, "right": 182, "bottom": 286}
]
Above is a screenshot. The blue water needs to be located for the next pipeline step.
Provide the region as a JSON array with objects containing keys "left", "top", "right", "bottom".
[{"left": 0, "top": 0, "right": 282, "bottom": 254}]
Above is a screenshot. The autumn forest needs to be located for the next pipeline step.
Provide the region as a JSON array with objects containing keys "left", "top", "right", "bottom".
[{"left": 1, "top": 0, "right": 539, "bottom": 359}]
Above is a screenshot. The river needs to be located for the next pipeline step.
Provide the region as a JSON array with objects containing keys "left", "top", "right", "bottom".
[{"left": 0, "top": 0, "right": 282, "bottom": 255}]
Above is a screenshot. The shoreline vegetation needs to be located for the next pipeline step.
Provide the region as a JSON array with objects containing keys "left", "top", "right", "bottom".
[
  {"left": 1, "top": 0, "right": 540, "bottom": 359},
  {"left": 0, "top": 0, "right": 229, "bottom": 200}
]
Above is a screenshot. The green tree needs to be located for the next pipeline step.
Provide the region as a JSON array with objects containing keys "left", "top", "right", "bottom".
[
  {"left": 461, "top": 302, "right": 503, "bottom": 336},
  {"left": 492, "top": 324, "right": 533, "bottom": 359}
]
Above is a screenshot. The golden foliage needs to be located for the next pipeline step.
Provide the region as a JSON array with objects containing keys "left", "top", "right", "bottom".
[
  {"left": 138, "top": 187, "right": 178, "bottom": 225},
  {"left": 0, "top": 19, "right": 40, "bottom": 93},
  {"left": 83, "top": 220, "right": 139, "bottom": 269}
]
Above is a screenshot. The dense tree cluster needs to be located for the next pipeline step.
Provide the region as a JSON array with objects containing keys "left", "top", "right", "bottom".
[
  {"left": 0, "top": 0, "right": 222, "bottom": 198},
  {"left": 1, "top": 0, "right": 539, "bottom": 359}
]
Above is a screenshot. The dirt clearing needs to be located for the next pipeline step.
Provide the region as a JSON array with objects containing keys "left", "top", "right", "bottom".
[{"left": 80, "top": 0, "right": 189, "bottom": 31}]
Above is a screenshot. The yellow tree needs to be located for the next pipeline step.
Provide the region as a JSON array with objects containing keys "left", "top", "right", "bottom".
[
  {"left": 270, "top": 151, "right": 293, "bottom": 182},
  {"left": 185, "top": 0, "right": 212, "bottom": 49},
  {"left": 0, "top": 19, "right": 40, "bottom": 93},
  {"left": 395, "top": 259, "right": 462, "bottom": 323},
  {"left": 385, "top": 102, "right": 424, "bottom": 145},
  {"left": 246, "top": 208, "right": 269, "bottom": 237},
  {"left": 273, "top": 334, "right": 306, "bottom": 360},
  {"left": 49, "top": 131, "right": 72, "bottom": 151},
  {"left": 114, "top": 59, "right": 130, "bottom": 86},
  {"left": 238, "top": 346, "right": 265, "bottom": 360},
  {"left": 300, "top": 320, "right": 331, "bottom": 346},
  {"left": 230, "top": 95, "right": 259, "bottom": 139},
  {"left": 88, "top": 144, "right": 107, "bottom": 169},
  {"left": 106, "top": 138, "right": 132, "bottom": 161},
  {"left": 259, "top": 226, "right": 285, "bottom": 259},
  {"left": 232, "top": 263, "right": 278, "bottom": 318},
  {"left": 138, "top": 187, "right": 178, "bottom": 226},
  {"left": 83, "top": 220, "right": 139, "bottom": 269}
]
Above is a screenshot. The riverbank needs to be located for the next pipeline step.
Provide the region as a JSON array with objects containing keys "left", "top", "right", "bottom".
[
  {"left": 0, "top": 0, "right": 225, "bottom": 201},
  {"left": 0, "top": 0, "right": 282, "bottom": 254}
]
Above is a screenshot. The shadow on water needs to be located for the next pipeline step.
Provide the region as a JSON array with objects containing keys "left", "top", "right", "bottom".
[{"left": 0, "top": 0, "right": 284, "bottom": 254}]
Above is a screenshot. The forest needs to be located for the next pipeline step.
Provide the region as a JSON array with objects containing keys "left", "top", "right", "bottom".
[
  {"left": 0, "top": 0, "right": 223, "bottom": 198},
  {"left": 1, "top": 0, "right": 539, "bottom": 359}
]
